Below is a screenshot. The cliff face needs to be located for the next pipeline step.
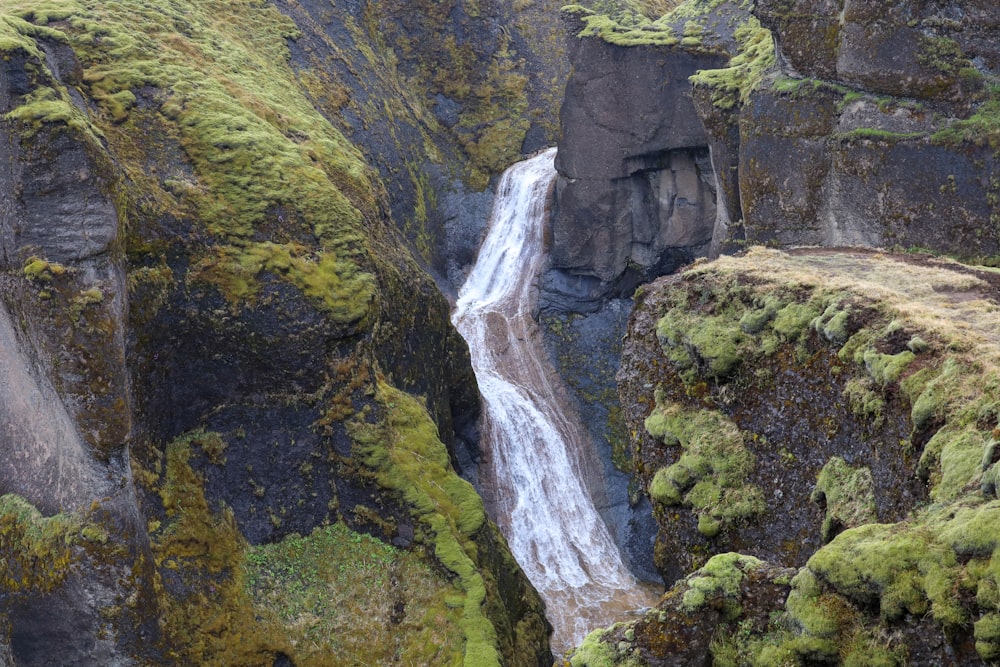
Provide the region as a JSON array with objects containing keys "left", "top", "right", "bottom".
[
  {"left": 580, "top": 248, "right": 1000, "bottom": 665},
  {"left": 546, "top": 6, "right": 737, "bottom": 311},
  {"left": 701, "top": 0, "right": 1000, "bottom": 254},
  {"left": 552, "top": 0, "right": 1000, "bottom": 663},
  {"left": 554, "top": 0, "right": 1000, "bottom": 275},
  {"left": 0, "top": 1, "right": 563, "bottom": 665}
]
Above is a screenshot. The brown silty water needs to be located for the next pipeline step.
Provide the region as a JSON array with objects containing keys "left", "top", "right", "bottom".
[{"left": 452, "top": 149, "right": 661, "bottom": 656}]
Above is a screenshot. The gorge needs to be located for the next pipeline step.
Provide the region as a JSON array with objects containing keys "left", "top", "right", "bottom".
[{"left": 0, "top": 0, "right": 999, "bottom": 665}]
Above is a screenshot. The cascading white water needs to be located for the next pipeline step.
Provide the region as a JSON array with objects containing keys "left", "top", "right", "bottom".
[{"left": 452, "top": 148, "right": 660, "bottom": 655}]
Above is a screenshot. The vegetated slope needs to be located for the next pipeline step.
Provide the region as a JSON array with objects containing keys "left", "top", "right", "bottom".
[
  {"left": 0, "top": 1, "right": 556, "bottom": 665},
  {"left": 571, "top": 247, "right": 1000, "bottom": 665}
]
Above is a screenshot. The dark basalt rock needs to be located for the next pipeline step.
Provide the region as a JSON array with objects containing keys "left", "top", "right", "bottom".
[
  {"left": 547, "top": 28, "right": 727, "bottom": 307},
  {"left": 0, "top": 0, "right": 560, "bottom": 663},
  {"left": 757, "top": 0, "right": 1000, "bottom": 106}
]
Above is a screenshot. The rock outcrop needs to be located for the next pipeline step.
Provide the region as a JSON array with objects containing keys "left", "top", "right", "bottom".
[
  {"left": 547, "top": 1, "right": 1000, "bottom": 635},
  {"left": 553, "top": 0, "right": 1000, "bottom": 277},
  {"left": 696, "top": 0, "right": 1000, "bottom": 255},
  {"left": 577, "top": 247, "right": 1000, "bottom": 665},
  {"left": 0, "top": 1, "right": 563, "bottom": 664},
  {"left": 545, "top": 7, "right": 735, "bottom": 311}
]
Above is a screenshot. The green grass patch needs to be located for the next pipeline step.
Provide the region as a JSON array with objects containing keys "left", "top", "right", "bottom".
[
  {"left": 349, "top": 381, "right": 497, "bottom": 666},
  {"left": 244, "top": 523, "right": 465, "bottom": 666}
]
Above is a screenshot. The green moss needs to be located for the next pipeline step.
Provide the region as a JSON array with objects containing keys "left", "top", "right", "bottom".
[
  {"left": 568, "top": 625, "right": 640, "bottom": 667},
  {"left": 918, "top": 425, "right": 987, "bottom": 502},
  {"left": 4, "top": 0, "right": 378, "bottom": 322},
  {"left": 975, "top": 612, "right": 1000, "bottom": 660},
  {"left": 916, "top": 35, "right": 967, "bottom": 77},
  {"left": 863, "top": 349, "right": 915, "bottom": 387},
  {"left": 903, "top": 359, "right": 964, "bottom": 432},
  {"left": 811, "top": 300, "right": 851, "bottom": 344},
  {"left": 645, "top": 397, "right": 765, "bottom": 532},
  {"left": 806, "top": 521, "right": 963, "bottom": 627},
  {"left": 349, "top": 381, "right": 497, "bottom": 667},
  {"left": 244, "top": 522, "right": 464, "bottom": 665},
  {"left": 738, "top": 297, "right": 778, "bottom": 334},
  {"left": 771, "top": 301, "right": 822, "bottom": 342},
  {"left": 22, "top": 256, "right": 67, "bottom": 282},
  {"left": 689, "top": 17, "right": 775, "bottom": 109},
  {"left": 657, "top": 310, "right": 749, "bottom": 379},
  {"left": 932, "top": 97, "right": 1000, "bottom": 150},
  {"left": 811, "top": 457, "right": 878, "bottom": 543},
  {"left": 0, "top": 494, "right": 80, "bottom": 595},
  {"left": 842, "top": 377, "right": 886, "bottom": 430},
  {"left": 563, "top": 4, "right": 680, "bottom": 47},
  {"left": 188, "top": 242, "right": 375, "bottom": 323},
  {"left": 906, "top": 335, "right": 929, "bottom": 354},
  {"left": 681, "top": 552, "right": 762, "bottom": 620},
  {"left": 832, "top": 128, "right": 929, "bottom": 143}
]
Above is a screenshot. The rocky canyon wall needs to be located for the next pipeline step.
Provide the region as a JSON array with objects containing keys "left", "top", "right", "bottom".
[
  {"left": 0, "top": 1, "right": 568, "bottom": 665},
  {"left": 555, "top": 0, "right": 1000, "bottom": 664},
  {"left": 552, "top": 0, "right": 1000, "bottom": 290}
]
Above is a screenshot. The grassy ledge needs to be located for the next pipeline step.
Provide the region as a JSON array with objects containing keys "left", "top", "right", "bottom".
[{"left": 349, "top": 380, "right": 499, "bottom": 667}]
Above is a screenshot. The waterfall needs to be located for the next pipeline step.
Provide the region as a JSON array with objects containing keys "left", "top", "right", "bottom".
[{"left": 452, "top": 148, "right": 660, "bottom": 655}]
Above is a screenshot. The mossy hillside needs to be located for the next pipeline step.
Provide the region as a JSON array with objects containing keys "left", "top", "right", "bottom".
[
  {"left": 2, "top": 0, "right": 378, "bottom": 324},
  {"left": 645, "top": 399, "right": 765, "bottom": 537},
  {"left": 348, "top": 380, "right": 504, "bottom": 667},
  {"left": 652, "top": 265, "right": 846, "bottom": 385},
  {"left": 632, "top": 248, "right": 1000, "bottom": 663}
]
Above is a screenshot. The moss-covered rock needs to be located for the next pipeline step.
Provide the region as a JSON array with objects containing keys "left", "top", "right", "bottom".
[
  {"left": 564, "top": 553, "right": 795, "bottom": 666},
  {"left": 0, "top": 0, "right": 558, "bottom": 663},
  {"left": 615, "top": 247, "right": 1000, "bottom": 663}
]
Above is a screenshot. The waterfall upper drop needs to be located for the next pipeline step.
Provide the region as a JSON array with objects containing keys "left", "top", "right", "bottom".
[{"left": 452, "top": 148, "right": 660, "bottom": 654}]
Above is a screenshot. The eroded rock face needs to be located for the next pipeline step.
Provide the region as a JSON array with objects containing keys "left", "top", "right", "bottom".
[
  {"left": 0, "top": 44, "right": 158, "bottom": 666},
  {"left": 731, "top": 83, "right": 1000, "bottom": 254},
  {"left": 548, "top": 32, "right": 725, "bottom": 309},
  {"left": 699, "top": 0, "right": 1000, "bottom": 254},
  {"left": 757, "top": 0, "right": 1000, "bottom": 104},
  {"left": 604, "top": 249, "right": 1000, "bottom": 665}
]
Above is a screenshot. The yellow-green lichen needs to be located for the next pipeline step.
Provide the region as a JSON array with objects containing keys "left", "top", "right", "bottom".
[
  {"left": 22, "top": 256, "right": 67, "bottom": 282},
  {"left": 0, "top": 494, "right": 80, "bottom": 595}
]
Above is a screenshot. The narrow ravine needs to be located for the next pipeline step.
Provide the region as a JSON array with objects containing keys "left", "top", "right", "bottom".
[{"left": 452, "top": 148, "right": 660, "bottom": 655}]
